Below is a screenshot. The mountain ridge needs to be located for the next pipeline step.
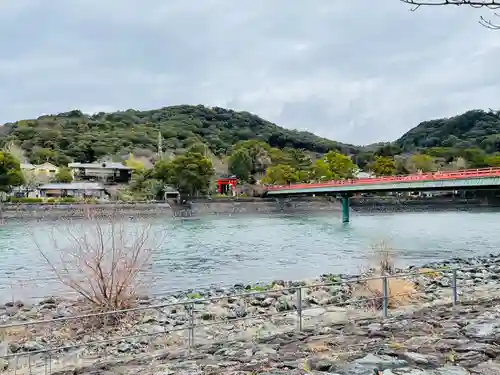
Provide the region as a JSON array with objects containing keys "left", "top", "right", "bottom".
[{"left": 0, "top": 105, "right": 499, "bottom": 166}]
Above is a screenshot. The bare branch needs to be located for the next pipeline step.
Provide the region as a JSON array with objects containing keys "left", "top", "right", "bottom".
[
  {"left": 401, "top": 0, "right": 500, "bottom": 28},
  {"left": 33, "top": 207, "right": 165, "bottom": 312}
]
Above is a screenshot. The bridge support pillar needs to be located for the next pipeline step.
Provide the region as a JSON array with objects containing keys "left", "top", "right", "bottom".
[{"left": 341, "top": 194, "right": 350, "bottom": 223}]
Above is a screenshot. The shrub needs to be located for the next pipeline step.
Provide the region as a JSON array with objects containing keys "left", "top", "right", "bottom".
[
  {"left": 58, "top": 196, "right": 78, "bottom": 203},
  {"left": 353, "top": 241, "right": 419, "bottom": 310},
  {"left": 10, "top": 197, "right": 44, "bottom": 203},
  {"left": 34, "top": 208, "right": 161, "bottom": 311}
]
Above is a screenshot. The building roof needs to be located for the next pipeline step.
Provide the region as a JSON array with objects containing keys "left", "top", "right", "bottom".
[
  {"left": 36, "top": 162, "right": 58, "bottom": 169},
  {"left": 39, "top": 182, "right": 105, "bottom": 190},
  {"left": 20, "top": 163, "right": 35, "bottom": 170},
  {"left": 68, "top": 162, "right": 132, "bottom": 170}
]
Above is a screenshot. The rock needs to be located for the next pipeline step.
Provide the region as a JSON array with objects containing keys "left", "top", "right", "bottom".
[
  {"left": 461, "top": 320, "right": 500, "bottom": 340},
  {"left": 5, "top": 306, "right": 18, "bottom": 316},
  {"left": 0, "top": 359, "right": 7, "bottom": 371},
  {"left": 141, "top": 314, "right": 157, "bottom": 323},
  {"left": 400, "top": 352, "right": 439, "bottom": 366},
  {"left": 260, "top": 297, "right": 274, "bottom": 307},
  {"left": 471, "top": 361, "right": 500, "bottom": 375},
  {"left": 434, "top": 366, "right": 470, "bottom": 375},
  {"left": 116, "top": 342, "right": 131, "bottom": 353},
  {"left": 23, "top": 341, "right": 44, "bottom": 352},
  {"left": 354, "top": 354, "right": 408, "bottom": 370},
  {"left": 40, "top": 297, "right": 56, "bottom": 305}
]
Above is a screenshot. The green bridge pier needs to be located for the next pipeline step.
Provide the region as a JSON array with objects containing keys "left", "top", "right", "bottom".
[{"left": 341, "top": 194, "right": 351, "bottom": 223}]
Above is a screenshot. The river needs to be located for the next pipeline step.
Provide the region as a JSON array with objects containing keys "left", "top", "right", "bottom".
[{"left": 1, "top": 210, "right": 499, "bottom": 302}]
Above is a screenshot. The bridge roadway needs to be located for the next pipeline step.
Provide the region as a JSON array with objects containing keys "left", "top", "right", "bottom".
[{"left": 263, "top": 167, "right": 500, "bottom": 223}]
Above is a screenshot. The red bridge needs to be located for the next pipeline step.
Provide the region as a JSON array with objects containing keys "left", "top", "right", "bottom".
[{"left": 264, "top": 167, "right": 500, "bottom": 223}]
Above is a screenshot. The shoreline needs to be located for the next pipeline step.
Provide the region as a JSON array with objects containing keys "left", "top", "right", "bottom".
[
  {"left": 0, "top": 197, "right": 500, "bottom": 220},
  {"left": 2, "top": 253, "right": 500, "bottom": 373}
]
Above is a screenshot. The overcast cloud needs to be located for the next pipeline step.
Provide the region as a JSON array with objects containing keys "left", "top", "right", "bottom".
[{"left": 0, "top": 0, "right": 499, "bottom": 145}]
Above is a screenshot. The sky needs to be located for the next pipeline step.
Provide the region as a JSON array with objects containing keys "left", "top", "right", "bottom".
[{"left": 0, "top": 0, "right": 499, "bottom": 145}]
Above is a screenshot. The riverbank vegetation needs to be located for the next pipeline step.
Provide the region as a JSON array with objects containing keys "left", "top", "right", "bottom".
[
  {"left": 0, "top": 106, "right": 499, "bottom": 197},
  {"left": 34, "top": 209, "right": 160, "bottom": 311}
]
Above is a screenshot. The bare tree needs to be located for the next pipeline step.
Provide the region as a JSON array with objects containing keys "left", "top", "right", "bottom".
[
  {"left": 34, "top": 208, "right": 162, "bottom": 311},
  {"left": 401, "top": 0, "right": 500, "bottom": 29}
]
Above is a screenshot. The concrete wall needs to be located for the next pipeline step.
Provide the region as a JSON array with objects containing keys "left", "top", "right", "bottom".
[{"left": 171, "top": 198, "right": 341, "bottom": 217}]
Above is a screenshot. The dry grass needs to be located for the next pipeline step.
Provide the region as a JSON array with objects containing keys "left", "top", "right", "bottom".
[
  {"left": 353, "top": 241, "right": 420, "bottom": 310},
  {"left": 33, "top": 207, "right": 162, "bottom": 313},
  {"left": 419, "top": 268, "right": 441, "bottom": 279}
]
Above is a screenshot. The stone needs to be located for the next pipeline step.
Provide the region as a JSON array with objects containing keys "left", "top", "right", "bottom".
[
  {"left": 23, "top": 341, "right": 44, "bottom": 352},
  {"left": 117, "top": 342, "right": 131, "bottom": 353},
  {"left": 354, "top": 354, "right": 408, "bottom": 370},
  {"left": 462, "top": 320, "right": 500, "bottom": 340},
  {"left": 400, "top": 351, "right": 439, "bottom": 365}
]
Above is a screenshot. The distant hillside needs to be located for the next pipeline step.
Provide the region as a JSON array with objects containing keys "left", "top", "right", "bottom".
[
  {"left": 0, "top": 105, "right": 358, "bottom": 165},
  {"left": 395, "top": 110, "right": 500, "bottom": 153}
]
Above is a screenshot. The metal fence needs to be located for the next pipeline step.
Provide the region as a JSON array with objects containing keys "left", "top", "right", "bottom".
[{"left": 0, "top": 268, "right": 460, "bottom": 374}]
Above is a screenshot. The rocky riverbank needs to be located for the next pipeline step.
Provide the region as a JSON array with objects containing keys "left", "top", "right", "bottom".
[{"left": 2, "top": 254, "right": 500, "bottom": 374}]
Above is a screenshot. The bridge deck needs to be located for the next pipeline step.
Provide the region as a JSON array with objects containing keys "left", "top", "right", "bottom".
[{"left": 264, "top": 167, "right": 500, "bottom": 195}]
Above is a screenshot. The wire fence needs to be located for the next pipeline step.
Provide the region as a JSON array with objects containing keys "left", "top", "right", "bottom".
[{"left": 0, "top": 267, "right": 464, "bottom": 375}]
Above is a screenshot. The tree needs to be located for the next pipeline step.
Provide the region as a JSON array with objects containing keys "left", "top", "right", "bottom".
[
  {"left": 371, "top": 156, "right": 397, "bottom": 176},
  {"left": 54, "top": 167, "right": 73, "bottom": 183},
  {"left": 261, "top": 164, "right": 300, "bottom": 185},
  {"left": 0, "top": 151, "right": 24, "bottom": 193},
  {"left": 400, "top": 0, "right": 500, "bottom": 29},
  {"left": 406, "top": 154, "right": 436, "bottom": 173},
  {"left": 35, "top": 209, "right": 160, "bottom": 311},
  {"left": 154, "top": 152, "right": 214, "bottom": 196},
  {"left": 485, "top": 154, "right": 500, "bottom": 167},
  {"left": 228, "top": 148, "right": 253, "bottom": 181},
  {"left": 324, "top": 151, "right": 357, "bottom": 179},
  {"left": 3, "top": 141, "right": 26, "bottom": 163},
  {"left": 311, "top": 159, "right": 334, "bottom": 181},
  {"left": 124, "top": 153, "right": 145, "bottom": 171}
]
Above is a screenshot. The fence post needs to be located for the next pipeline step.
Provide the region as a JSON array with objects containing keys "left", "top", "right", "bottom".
[
  {"left": 188, "top": 303, "right": 195, "bottom": 350},
  {"left": 382, "top": 275, "right": 389, "bottom": 318},
  {"left": 452, "top": 268, "right": 457, "bottom": 306},
  {"left": 296, "top": 287, "right": 302, "bottom": 331}
]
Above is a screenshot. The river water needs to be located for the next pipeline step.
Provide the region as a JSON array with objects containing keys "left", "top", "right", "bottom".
[{"left": 1, "top": 210, "right": 499, "bottom": 302}]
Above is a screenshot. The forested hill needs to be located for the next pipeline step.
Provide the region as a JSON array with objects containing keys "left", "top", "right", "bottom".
[
  {"left": 395, "top": 109, "right": 500, "bottom": 153},
  {"left": 0, "top": 105, "right": 358, "bottom": 165}
]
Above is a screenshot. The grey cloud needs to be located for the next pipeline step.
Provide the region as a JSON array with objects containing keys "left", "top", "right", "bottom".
[{"left": 0, "top": 0, "right": 499, "bottom": 145}]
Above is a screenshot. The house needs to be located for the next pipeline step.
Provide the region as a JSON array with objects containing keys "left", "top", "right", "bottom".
[
  {"left": 38, "top": 182, "right": 107, "bottom": 199},
  {"left": 68, "top": 162, "right": 132, "bottom": 184},
  {"left": 21, "top": 162, "right": 59, "bottom": 180}
]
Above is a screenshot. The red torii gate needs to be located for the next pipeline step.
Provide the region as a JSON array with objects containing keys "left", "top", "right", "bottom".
[{"left": 216, "top": 177, "right": 238, "bottom": 194}]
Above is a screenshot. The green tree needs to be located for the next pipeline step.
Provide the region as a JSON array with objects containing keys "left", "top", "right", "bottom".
[
  {"left": 485, "top": 154, "right": 500, "bottom": 167},
  {"left": 261, "top": 164, "right": 300, "bottom": 185},
  {"left": 54, "top": 167, "right": 73, "bottom": 183},
  {"left": 124, "top": 153, "right": 145, "bottom": 171},
  {"left": 0, "top": 151, "right": 24, "bottom": 192},
  {"left": 228, "top": 148, "right": 253, "bottom": 181},
  {"left": 30, "top": 147, "right": 57, "bottom": 164},
  {"left": 324, "top": 151, "right": 357, "bottom": 179},
  {"left": 406, "top": 154, "right": 436, "bottom": 173},
  {"left": 154, "top": 152, "right": 214, "bottom": 196},
  {"left": 284, "top": 148, "right": 312, "bottom": 170},
  {"left": 371, "top": 156, "right": 396, "bottom": 176},
  {"left": 311, "top": 159, "right": 333, "bottom": 181}
]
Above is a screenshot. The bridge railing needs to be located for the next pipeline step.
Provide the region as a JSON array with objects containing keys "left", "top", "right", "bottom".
[{"left": 265, "top": 167, "right": 500, "bottom": 191}]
